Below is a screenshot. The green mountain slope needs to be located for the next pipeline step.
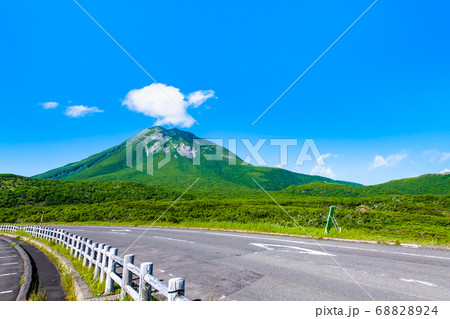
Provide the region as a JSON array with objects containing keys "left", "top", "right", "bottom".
[
  {"left": 0, "top": 174, "right": 181, "bottom": 208},
  {"left": 379, "top": 174, "right": 450, "bottom": 195},
  {"left": 34, "top": 126, "right": 360, "bottom": 192},
  {"left": 283, "top": 174, "right": 450, "bottom": 197}
]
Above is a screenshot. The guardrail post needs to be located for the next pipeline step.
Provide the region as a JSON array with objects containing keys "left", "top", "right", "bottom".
[
  {"left": 100, "top": 245, "right": 111, "bottom": 283},
  {"left": 77, "top": 237, "right": 83, "bottom": 259},
  {"left": 69, "top": 234, "right": 74, "bottom": 254},
  {"left": 139, "top": 262, "right": 153, "bottom": 301},
  {"left": 89, "top": 242, "right": 98, "bottom": 270},
  {"left": 83, "top": 240, "right": 92, "bottom": 267},
  {"left": 168, "top": 278, "right": 185, "bottom": 301},
  {"left": 63, "top": 231, "right": 69, "bottom": 248},
  {"left": 94, "top": 243, "right": 105, "bottom": 278},
  {"left": 120, "top": 254, "right": 135, "bottom": 299},
  {"left": 79, "top": 237, "right": 85, "bottom": 260},
  {"left": 105, "top": 248, "right": 118, "bottom": 294},
  {"left": 73, "top": 236, "right": 80, "bottom": 258}
]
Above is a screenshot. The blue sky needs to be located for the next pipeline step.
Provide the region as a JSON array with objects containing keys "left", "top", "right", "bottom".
[{"left": 0, "top": 0, "right": 449, "bottom": 185}]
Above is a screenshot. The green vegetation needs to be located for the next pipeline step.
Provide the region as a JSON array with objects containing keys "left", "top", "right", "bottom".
[
  {"left": 0, "top": 174, "right": 182, "bottom": 208},
  {"left": 3, "top": 187, "right": 449, "bottom": 244},
  {"left": 13, "top": 232, "right": 125, "bottom": 299},
  {"left": 284, "top": 174, "right": 450, "bottom": 197},
  {"left": 29, "top": 289, "right": 47, "bottom": 301},
  {"left": 60, "top": 272, "right": 77, "bottom": 301},
  {"left": 43, "top": 239, "right": 107, "bottom": 297},
  {"left": 380, "top": 174, "right": 450, "bottom": 195},
  {"left": 1, "top": 126, "right": 449, "bottom": 246},
  {"left": 13, "top": 232, "right": 78, "bottom": 301}
]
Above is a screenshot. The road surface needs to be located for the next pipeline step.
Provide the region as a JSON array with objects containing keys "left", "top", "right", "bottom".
[
  {"left": 60, "top": 225, "right": 450, "bottom": 301},
  {"left": 0, "top": 237, "right": 23, "bottom": 301}
]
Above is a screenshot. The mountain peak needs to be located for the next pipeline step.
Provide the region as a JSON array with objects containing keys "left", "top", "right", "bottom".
[
  {"left": 35, "top": 126, "right": 361, "bottom": 191},
  {"left": 126, "top": 126, "right": 201, "bottom": 160}
]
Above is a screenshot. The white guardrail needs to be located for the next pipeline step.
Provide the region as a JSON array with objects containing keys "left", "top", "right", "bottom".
[{"left": 0, "top": 224, "right": 188, "bottom": 301}]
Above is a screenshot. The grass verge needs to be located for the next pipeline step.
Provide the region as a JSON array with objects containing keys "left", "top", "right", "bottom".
[
  {"left": 12, "top": 231, "right": 120, "bottom": 299},
  {"left": 9, "top": 231, "right": 77, "bottom": 300}
]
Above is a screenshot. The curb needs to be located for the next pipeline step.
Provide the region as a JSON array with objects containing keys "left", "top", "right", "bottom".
[
  {"left": 0, "top": 235, "right": 32, "bottom": 301},
  {"left": 0, "top": 233, "right": 94, "bottom": 301}
]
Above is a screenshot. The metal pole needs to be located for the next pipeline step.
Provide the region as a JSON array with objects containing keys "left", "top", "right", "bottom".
[{"left": 39, "top": 211, "right": 45, "bottom": 227}]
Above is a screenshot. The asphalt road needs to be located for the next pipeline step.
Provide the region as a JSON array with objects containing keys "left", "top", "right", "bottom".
[
  {"left": 60, "top": 225, "right": 450, "bottom": 301},
  {"left": 0, "top": 237, "right": 23, "bottom": 301}
]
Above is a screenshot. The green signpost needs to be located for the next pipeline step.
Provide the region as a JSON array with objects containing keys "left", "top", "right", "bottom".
[{"left": 325, "top": 206, "right": 341, "bottom": 234}]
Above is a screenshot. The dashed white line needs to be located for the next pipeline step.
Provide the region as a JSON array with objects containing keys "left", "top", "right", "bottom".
[
  {"left": 158, "top": 269, "right": 165, "bottom": 273},
  {"left": 1, "top": 262, "right": 19, "bottom": 266},
  {"left": 400, "top": 278, "right": 437, "bottom": 287},
  {"left": 0, "top": 273, "right": 18, "bottom": 277},
  {"left": 0, "top": 290, "right": 13, "bottom": 295},
  {"left": 251, "top": 243, "right": 334, "bottom": 256},
  {"left": 0, "top": 255, "right": 17, "bottom": 259},
  {"left": 152, "top": 236, "right": 195, "bottom": 244}
]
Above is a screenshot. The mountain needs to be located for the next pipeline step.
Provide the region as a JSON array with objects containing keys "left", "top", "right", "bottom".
[
  {"left": 34, "top": 126, "right": 360, "bottom": 193},
  {"left": 377, "top": 173, "right": 450, "bottom": 195},
  {"left": 282, "top": 173, "right": 450, "bottom": 197}
]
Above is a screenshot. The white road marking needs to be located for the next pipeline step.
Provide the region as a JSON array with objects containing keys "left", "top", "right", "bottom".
[
  {"left": 152, "top": 236, "right": 194, "bottom": 244},
  {"left": 111, "top": 229, "right": 130, "bottom": 232},
  {"left": 0, "top": 273, "right": 18, "bottom": 277},
  {"left": 218, "top": 295, "right": 226, "bottom": 301},
  {"left": 0, "top": 290, "right": 13, "bottom": 295},
  {"left": 70, "top": 226, "right": 450, "bottom": 260},
  {"left": 1, "top": 262, "right": 19, "bottom": 266},
  {"left": 169, "top": 274, "right": 174, "bottom": 277},
  {"left": 327, "top": 265, "right": 341, "bottom": 270},
  {"left": 251, "top": 243, "right": 334, "bottom": 256},
  {"left": 400, "top": 278, "right": 437, "bottom": 287},
  {"left": 0, "top": 255, "right": 17, "bottom": 259},
  {"left": 158, "top": 269, "right": 165, "bottom": 273},
  {"left": 105, "top": 231, "right": 127, "bottom": 235},
  {"left": 208, "top": 232, "right": 450, "bottom": 261}
]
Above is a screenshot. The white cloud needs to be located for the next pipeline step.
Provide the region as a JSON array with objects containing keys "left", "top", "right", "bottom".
[
  {"left": 441, "top": 153, "right": 450, "bottom": 163},
  {"left": 424, "top": 149, "right": 450, "bottom": 163},
  {"left": 441, "top": 168, "right": 450, "bottom": 175},
  {"left": 318, "top": 153, "right": 332, "bottom": 162},
  {"left": 371, "top": 153, "right": 407, "bottom": 169},
  {"left": 309, "top": 153, "right": 336, "bottom": 178},
  {"left": 122, "top": 83, "right": 215, "bottom": 128},
  {"left": 65, "top": 105, "right": 103, "bottom": 118},
  {"left": 311, "top": 165, "right": 336, "bottom": 179},
  {"left": 187, "top": 90, "right": 215, "bottom": 108},
  {"left": 39, "top": 101, "right": 59, "bottom": 109}
]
